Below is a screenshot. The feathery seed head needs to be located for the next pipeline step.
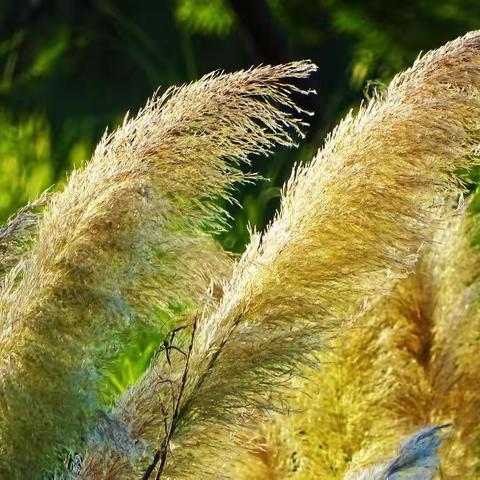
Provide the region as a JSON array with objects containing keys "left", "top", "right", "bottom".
[{"left": 0, "top": 61, "right": 316, "bottom": 478}]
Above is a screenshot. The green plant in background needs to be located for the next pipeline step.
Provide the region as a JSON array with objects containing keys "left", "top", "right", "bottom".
[
  {"left": 175, "top": 0, "right": 234, "bottom": 35},
  {"left": 103, "top": 304, "right": 183, "bottom": 401},
  {"left": 0, "top": 114, "right": 52, "bottom": 222},
  {"left": 104, "top": 321, "right": 169, "bottom": 399}
]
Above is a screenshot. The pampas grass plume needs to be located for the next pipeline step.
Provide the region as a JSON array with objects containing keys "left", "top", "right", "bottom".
[{"left": 0, "top": 61, "right": 316, "bottom": 478}]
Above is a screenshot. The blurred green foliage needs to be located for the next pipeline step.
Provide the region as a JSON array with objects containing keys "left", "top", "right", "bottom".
[
  {"left": 175, "top": 0, "right": 234, "bottom": 35},
  {"left": 2, "top": 0, "right": 480, "bottom": 393},
  {"left": 102, "top": 324, "right": 167, "bottom": 403},
  {"left": 0, "top": 114, "right": 52, "bottom": 219}
]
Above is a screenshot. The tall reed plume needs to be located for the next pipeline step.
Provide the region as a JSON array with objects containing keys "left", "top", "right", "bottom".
[
  {"left": 0, "top": 62, "right": 316, "bottom": 479},
  {"left": 80, "top": 31, "right": 480, "bottom": 480},
  {"left": 424, "top": 210, "right": 480, "bottom": 478},
  {"left": 343, "top": 209, "right": 480, "bottom": 479},
  {"left": 239, "top": 208, "right": 480, "bottom": 480}
]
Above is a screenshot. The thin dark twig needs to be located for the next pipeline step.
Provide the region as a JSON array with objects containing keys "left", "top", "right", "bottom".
[
  {"left": 156, "top": 317, "right": 198, "bottom": 479},
  {"left": 153, "top": 326, "right": 188, "bottom": 365},
  {"left": 142, "top": 315, "right": 198, "bottom": 480},
  {"left": 142, "top": 451, "right": 161, "bottom": 480}
]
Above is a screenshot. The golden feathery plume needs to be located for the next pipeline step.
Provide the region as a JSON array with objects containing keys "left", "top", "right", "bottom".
[
  {"left": 0, "top": 61, "right": 316, "bottom": 479},
  {"left": 344, "top": 211, "right": 480, "bottom": 480},
  {"left": 232, "top": 266, "right": 434, "bottom": 479},
  {"left": 80, "top": 31, "right": 480, "bottom": 479},
  {"left": 340, "top": 214, "right": 480, "bottom": 480},
  {"left": 423, "top": 211, "right": 480, "bottom": 478},
  {"left": 245, "top": 210, "right": 480, "bottom": 480}
]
